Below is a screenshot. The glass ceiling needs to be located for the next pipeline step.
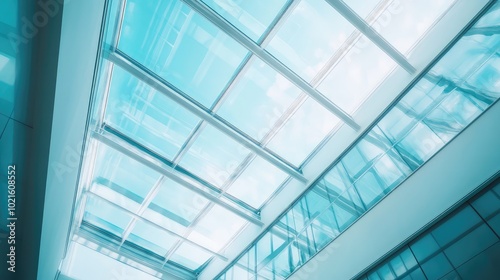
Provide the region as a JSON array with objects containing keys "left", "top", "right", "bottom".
[{"left": 60, "top": 0, "right": 499, "bottom": 279}]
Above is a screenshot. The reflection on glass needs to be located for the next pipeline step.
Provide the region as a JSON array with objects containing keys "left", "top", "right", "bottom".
[
  {"left": 83, "top": 196, "right": 133, "bottom": 236},
  {"left": 119, "top": 0, "right": 248, "bottom": 107},
  {"left": 201, "top": 0, "right": 288, "bottom": 41},
  {"left": 127, "top": 220, "right": 178, "bottom": 256},
  {"left": 318, "top": 35, "right": 396, "bottom": 113},
  {"left": 226, "top": 156, "right": 289, "bottom": 209},
  {"left": 267, "top": 0, "right": 355, "bottom": 81},
  {"left": 92, "top": 143, "right": 161, "bottom": 202},
  {"left": 63, "top": 242, "right": 161, "bottom": 280},
  {"left": 188, "top": 204, "right": 247, "bottom": 252},
  {"left": 179, "top": 125, "right": 251, "bottom": 187},
  {"left": 267, "top": 97, "right": 339, "bottom": 166},
  {"left": 149, "top": 178, "right": 209, "bottom": 226},
  {"left": 216, "top": 57, "right": 301, "bottom": 142},
  {"left": 219, "top": 4, "right": 500, "bottom": 278},
  {"left": 170, "top": 242, "right": 212, "bottom": 270},
  {"left": 105, "top": 64, "right": 200, "bottom": 160}
]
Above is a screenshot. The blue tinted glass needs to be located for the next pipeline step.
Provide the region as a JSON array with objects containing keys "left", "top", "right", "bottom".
[
  {"left": 127, "top": 220, "right": 178, "bottom": 256},
  {"left": 217, "top": 57, "right": 301, "bottom": 142},
  {"left": 227, "top": 155, "right": 289, "bottom": 209},
  {"left": 354, "top": 170, "right": 385, "bottom": 208},
  {"left": 188, "top": 204, "right": 247, "bottom": 251},
  {"left": 423, "top": 107, "right": 463, "bottom": 142},
  {"left": 267, "top": 0, "right": 355, "bottom": 81},
  {"left": 420, "top": 253, "right": 453, "bottom": 280},
  {"left": 83, "top": 196, "right": 133, "bottom": 236},
  {"left": 119, "top": 0, "right": 248, "bottom": 107},
  {"left": 93, "top": 143, "right": 161, "bottom": 204},
  {"left": 105, "top": 64, "right": 200, "bottom": 160},
  {"left": 431, "top": 206, "right": 482, "bottom": 247},
  {"left": 170, "top": 242, "right": 213, "bottom": 270},
  {"left": 201, "top": 0, "right": 288, "bottom": 41},
  {"left": 318, "top": 35, "right": 396, "bottom": 113},
  {"left": 444, "top": 223, "right": 498, "bottom": 267},
  {"left": 152, "top": 179, "right": 208, "bottom": 222},
  {"left": 179, "top": 125, "right": 251, "bottom": 187},
  {"left": 410, "top": 234, "right": 440, "bottom": 262},
  {"left": 396, "top": 122, "right": 444, "bottom": 164},
  {"left": 264, "top": 242, "right": 301, "bottom": 278},
  {"left": 267, "top": 97, "right": 339, "bottom": 166},
  {"left": 322, "top": 163, "right": 352, "bottom": 200}
]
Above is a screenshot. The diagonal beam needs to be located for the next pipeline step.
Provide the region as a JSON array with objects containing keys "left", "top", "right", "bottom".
[
  {"left": 92, "top": 128, "right": 265, "bottom": 227},
  {"left": 107, "top": 50, "right": 308, "bottom": 183},
  {"left": 180, "top": 0, "right": 361, "bottom": 131},
  {"left": 324, "top": 0, "right": 416, "bottom": 74},
  {"left": 84, "top": 190, "right": 229, "bottom": 261}
]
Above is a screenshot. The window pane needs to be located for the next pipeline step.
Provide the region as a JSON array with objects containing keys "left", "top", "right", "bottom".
[
  {"left": 201, "top": 0, "right": 288, "bottom": 41},
  {"left": 105, "top": 64, "right": 200, "bottom": 160},
  {"left": 188, "top": 204, "right": 247, "bottom": 251},
  {"left": 226, "top": 156, "right": 289, "bottom": 209},
  {"left": 179, "top": 125, "right": 251, "bottom": 187},
  {"left": 127, "top": 220, "right": 178, "bottom": 256},
  {"left": 216, "top": 57, "right": 301, "bottom": 142},
  {"left": 64, "top": 242, "right": 160, "bottom": 280},
  {"left": 444, "top": 223, "right": 498, "bottom": 267},
  {"left": 119, "top": 0, "right": 248, "bottom": 108},
  {"left": 150, "top": 178, "right": 209, "bottom": 224},
  {"left": 267, "top": 97, "right": 339, "bottom": 166},
  {"left": 369, "top": 0, "right": 457, "bottom": 55},
  {"left": 93, "top": 143, "right": 161, "bottom": 203},
  {"left": 169, "top": 242, "right": 213, "bottom": 270},
  {"left": 318, "top": 35, "right": 396, "bottom": 113},
  {"left": 266, "top": 0, "right": 355, "bottom": 81},
  {"left": 395, "top": 122, "right": 444, "bottom": 165},
  {"left": 83, "top": 196, "right": 133, "bottom": 237}
]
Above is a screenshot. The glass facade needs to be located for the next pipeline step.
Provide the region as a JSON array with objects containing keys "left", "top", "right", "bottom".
[
  {"left": 358, "top": 179, "right": 500, "bottom": 280},
  {"left": 61, "top": 0, "right": 499, "bottom": 279},
  {"left": 217, "top": 2, "right": 500, "bottom": 279}
]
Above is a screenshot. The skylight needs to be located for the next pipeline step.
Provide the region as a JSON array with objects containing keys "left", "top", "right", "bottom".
[{"left": 59, "top": 0, "right": 498, "bottom": 279}]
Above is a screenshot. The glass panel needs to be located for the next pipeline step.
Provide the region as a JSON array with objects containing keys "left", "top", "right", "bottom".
[
  {"left": 226, "top": 156, "right": 289, "bottom": 209},
  {"left": 444, "top": 223, "right": 498, "bottom": 267},
  {"left": 267, "top": 97, "right": 340, "bottom": 166},
  {"left": 395, "top": 122, "right": 444, "bottom": 165},
  {"left": 83, "top": 196, "right": 133, "bottom": 237},
  {"left": 471, "top": 184, "right": 500, "bottom": 235},
  {"left": 188, "top": 204, "right": 247, "bottom": 251},
  {"left": 331, "top": 186, "right": 364, "bottom": 231},
  {"left": 89, "top": 183, "right": 142, "bottom": 214},
  {"left": 119, "top": 0, "right": 248, "bottom": 108},
  {"left": 179, "top": 125, "right": 251, "bottom": 187},
  {"left": 64, "top": 242, "right": 160, "bottom": 280},
  {"left": 321, "top": 163, "right": 352, "bottom": 200},
  {"left": 431, "top": 206, "right": 482, "bottom": 247},
  {"left": 169, "top": 242, "right": 213, "bottom": 270},
  {"left": 318, "top": 35, "right": 396, "bottom": 113},
  {"left": 150, "top": 178, "right": 209, "bottom": 225},
  {"left": 201, "top": 0, "right": 288, "bottom": 41},
  {"left": 410, "top": 234, "right": 440, "bottom": 262},
  {"left": 372, "top": 0, "right": 457, "bottom": 55},
  {"left": 264, "top": 242, "right": 301, "bottom": 279},
  {"left": 266, "top": 0, "right": 355, "bottom": 81},
  {"left": 354, "top": 169, "right": 385, "bottom": 208},
  {"left": 93, "top": 143, "right": 161, "bottom": 203},
  {"left": 127, "top": 220, "right": 178, "bottom": 256},
  {"left": 105, "top": 64, "right": 200, "bottom": 160},
  {"left": 216, "top": 57, "right": 301, "bottom": 142},
  {"left": 420, "top": 253, "right": 453, "bottom": 280},
  {"left": 343, "top": 0, "right": 381, "bottom": 19}
]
